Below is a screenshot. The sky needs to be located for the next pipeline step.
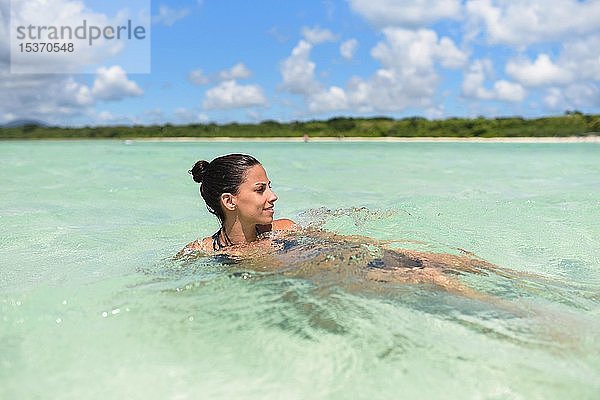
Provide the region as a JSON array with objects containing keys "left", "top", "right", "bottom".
[{"left": 1, "top": 0, "right": 599, "bottom": 126}]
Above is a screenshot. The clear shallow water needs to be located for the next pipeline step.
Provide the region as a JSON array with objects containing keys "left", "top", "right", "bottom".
[{"left": 1, "top": 140, "right": 599, "bottom": 399}]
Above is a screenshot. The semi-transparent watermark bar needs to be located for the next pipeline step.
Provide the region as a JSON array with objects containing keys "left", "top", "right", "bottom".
[{"left": 10, "top": 0, "right": 150, "bottom": 73}]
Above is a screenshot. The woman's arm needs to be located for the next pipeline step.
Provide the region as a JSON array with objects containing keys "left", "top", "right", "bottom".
[{"left": 175, "top": 237, "right": 213, "bottom": 258}]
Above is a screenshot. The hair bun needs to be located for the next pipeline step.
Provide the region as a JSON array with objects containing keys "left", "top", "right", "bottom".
[{"left": 189, "top": 160, "right": 210, "bottom": 183}]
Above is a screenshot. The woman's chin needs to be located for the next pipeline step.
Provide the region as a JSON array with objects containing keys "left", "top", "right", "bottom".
[{"left": 261, "top": 215, "right": 274, "bottom": 224}]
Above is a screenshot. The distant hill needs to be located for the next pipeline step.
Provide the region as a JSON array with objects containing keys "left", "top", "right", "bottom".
[{"left": 2, "top": 119, "right": 49, "bottom": 128}]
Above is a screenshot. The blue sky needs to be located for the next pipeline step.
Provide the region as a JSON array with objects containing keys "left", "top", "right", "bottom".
[{"left": 1, "top": 0, "right": 599, "bottom": 126}]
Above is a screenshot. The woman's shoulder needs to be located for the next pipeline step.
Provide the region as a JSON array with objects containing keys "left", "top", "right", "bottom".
[
  {"left": 255, "top": 219, "right": 297, "bottom": 235},
  {"left": 273, "top": 218, "right": 298, "bottom": 230}
]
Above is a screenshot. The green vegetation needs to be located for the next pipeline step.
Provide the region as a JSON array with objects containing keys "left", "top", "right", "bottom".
[{"left": 1, "top": 112, "right": 599, "bottom": 139}]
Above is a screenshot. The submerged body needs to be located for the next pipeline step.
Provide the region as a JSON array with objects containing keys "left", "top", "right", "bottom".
[{"left": 180, "top": 227, "right": 504, "bottom": 300}]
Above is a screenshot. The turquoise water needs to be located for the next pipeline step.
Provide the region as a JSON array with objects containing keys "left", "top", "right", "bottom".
[{"left": 1, "top": 140, "right": 599, "bottom": 399}]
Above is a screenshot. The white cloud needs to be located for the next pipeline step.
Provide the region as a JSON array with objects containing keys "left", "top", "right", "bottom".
[
  {"left": 0, "top": 71, "right": 93, "bottom": 122},
  {"left": 98, "top": 111, "right": 115, "bottom": 122},
  {"left": 560, "top": 34, "right": 600, "bottom": 82},
  {"left": 506, "top": 54, "right": 572, "bottom": 87},
  {"left": 308, "top": 86, "right": 348, "bottom": 112},
  {"left": 189, "top": 63, "right": 253, "bottom": 87},
  {"left": 462, "top": 59, "right": 526, "bottom": 102},
  {"left": 153, "top": 5, "right": 190, "bottom": 27},
  {"left": 462, "top": 59, "right": 495, "bottom": 99},
  {"left": 218, "top": 63, "right": 252, "bottom": 80},
  {"left": 543, "top": 88, "right": 563, "bottom": 110},
  {"left": 492, "top": 80, "right": 526, "bottom": 102},
  {"left": 349, "top": 0, "right": 461, "bottom": 27},
  {"left": 344, "top": 28, "right": 467, "bottom": 111},
  {"left": 501, "top": 34, "right": 600, "bottom": 110},
  {"left": 188, "top": 69, "right": 209, "bottom": 85},
  {"left": 281, "top": 28, "right": 467, "bottom": 113},
  {"left": 544, "top": 83, "right": 600, "bottom": 111},
  {"left": 267, "top": 26, "right": 290, "bottom": 43},
  {"left": 425, "top": 105, "right": 445, "bottom": 120},
  {"left": 0, "top": 62, "right": 143, "bottom": 124},
  {"left": 203, "top": 80, "right": 267, "bottom": 110},
  {"left": 92, "top": 66, "right": 143, "bottom": 101},
  {"left": 279, "top": 40, "right": 321, "bottom": 95},
  {"left": 437, "top": 37, "right": 469, "bottom": 69},
  {"left": 63, "top": 78, "right": 94, "bottom": 106},
  {"left": 1, "top": 113, "right": 16, "bottom": 124},
  {"left": 340, "top": 39, "right": 358, "bottom": 60},
  {"left": 466, "top": 0, "right": 600, "bottom": 46},
  {"left": 564, "top": 84, "right": 600, "bottom": 108},
  {"left": 371, "top": 28, "right": 467, "bottom": 71},
  {"left": 301, "top": 26, "right": 337, "bottom": 44}
]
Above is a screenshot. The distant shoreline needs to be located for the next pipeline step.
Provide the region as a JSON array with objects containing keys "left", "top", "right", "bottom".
[
  {"left": 3, "top": 114, "right": 599, "bottom": 140},
  {"left": 126, "top": 135, "right": 600, "bottom": 143},
  {"left": 2, "top": 135, "right": 599, "bottom": 143}
]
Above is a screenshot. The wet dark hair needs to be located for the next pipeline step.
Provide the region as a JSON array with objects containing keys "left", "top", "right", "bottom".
[{"left": 188, "top": 153, "right": 261, "bottom": 225}]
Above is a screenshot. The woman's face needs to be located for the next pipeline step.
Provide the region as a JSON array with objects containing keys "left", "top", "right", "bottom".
[{"left": 233, "top": 164, "right": 278, "bottom": 226}]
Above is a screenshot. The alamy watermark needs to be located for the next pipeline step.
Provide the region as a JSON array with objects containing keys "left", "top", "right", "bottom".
[{"left": 10, "top": 0, "right": 151, "bottom": 74}]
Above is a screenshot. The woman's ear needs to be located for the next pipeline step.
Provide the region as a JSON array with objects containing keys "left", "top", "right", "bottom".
[{"left": 220, "top": 193, "right": 237, "bottom": 211}]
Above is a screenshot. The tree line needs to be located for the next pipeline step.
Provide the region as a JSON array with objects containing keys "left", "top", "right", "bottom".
[{"left": 1, "top": 112, "right": 599, "bottom": 139}]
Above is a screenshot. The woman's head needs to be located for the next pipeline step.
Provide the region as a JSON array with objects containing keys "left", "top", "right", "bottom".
[{"left": 189, "top": 154, "right": 278, "bottom": 226}]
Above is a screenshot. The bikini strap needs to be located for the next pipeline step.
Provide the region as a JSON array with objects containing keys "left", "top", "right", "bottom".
[
  {"left": 212, "top": 225, "right": 262, "bottom": 251},
  {"left": 211, "top": 228, "right": 223, "bottom": 251}
]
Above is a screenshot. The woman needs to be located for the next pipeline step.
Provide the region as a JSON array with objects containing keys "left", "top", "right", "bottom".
[
  {"left": 178, "top": 153, "right": 511, "bottom": 300},
  {"left": 179, "top": 153, "right": 297, "bottom": 255}
]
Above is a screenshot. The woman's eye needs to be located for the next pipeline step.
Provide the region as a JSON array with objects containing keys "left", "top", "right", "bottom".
[{"left": 255, "top": 183, "right": 271, "bottom": 193}]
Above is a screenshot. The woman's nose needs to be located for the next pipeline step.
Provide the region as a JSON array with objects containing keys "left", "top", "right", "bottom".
[{"left": 269, "top": 189, "right": 278, "bottom": 203}]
